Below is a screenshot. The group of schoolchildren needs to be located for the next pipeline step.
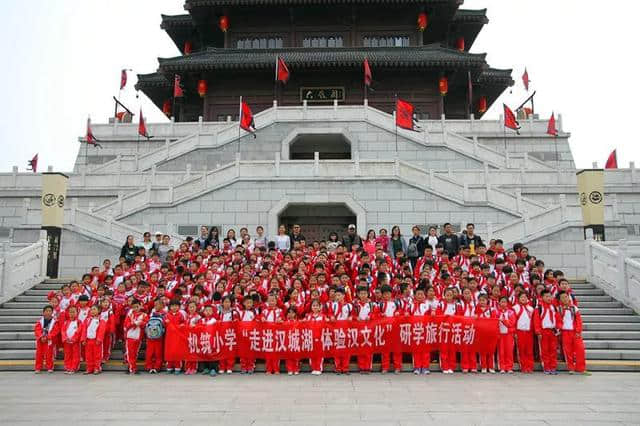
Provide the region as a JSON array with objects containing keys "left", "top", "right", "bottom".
[{"left": 34, "top": 228, "right": 587, "bottom": 376}]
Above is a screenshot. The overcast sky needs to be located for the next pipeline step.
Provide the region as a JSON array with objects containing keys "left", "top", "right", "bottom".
[{"left": 1, "top": 0, "right": 638, "bottom": 172}]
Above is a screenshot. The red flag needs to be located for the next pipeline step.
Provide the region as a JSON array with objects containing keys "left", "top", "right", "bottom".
[
  {"left": 503, "top": 104, "right": 520, "bottom": 134},
  {"left": 364, "top": 58, "right": 372, "bottom": 87},
  {"left": 85, "top": 118, "right": 102, "bottom": 148},
  {"left": 605, "top": 149, "right": 618, "bottom": 169},
  {"left": 174, "top": 74, "right": 184, "bottom": 98},
  {"left": 138, "top": 109, "right": 151, "bottom": 139},
  {"left": 547, "top": 112, "right": 558, "bottom": 136},
  {"left": 396, "top": 99, "right": 415, "bottom": 131},
  {"left": 275, "top": 57, "right": 290, "bottom": 84},
  {"left": 240, "top": 100, "right": 256, "bottom": 138},
  {"left": 120, "top": 69, "right": 128, "bottom": 90},
  {"left": 27, "top": 154, "right": 38, "bottom": 173},
  {"left": 522, "top": 68, "right": 530, "bottom": 91}
]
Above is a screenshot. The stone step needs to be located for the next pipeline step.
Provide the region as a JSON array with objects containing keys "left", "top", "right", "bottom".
[
  {"left": 0, "top": 332, "right": 34, "bottom": 340},
  {"left": 583, "top": 323, "right": 640, "bottom": 331},
  {"left": 0, "top": 309, "right": 44, "bottom": 316},
  {"left": 0, "top": 324, "right": 33, "bottom": 332},
  {"left": 33, "top": 283, "right": 64, "bottom": 291},
  {"left": 0, "top": 316, "right": 40, "bottom": 323},
  {"left": 579, "top": 308, "right": 636, "bottom": 316},
  {"left": 578, "top": 301, "right": 623, "bottom": 309},
  {"left": 24, "top": 290, "right": 53, "bottom": 297},
  {"left": 575, "top": 296, "right": 614, "bottom": 303},
  {"left": 581, "top": 315, "right": 640, "bottom": 323},
  {"left": 583, "top": 331, "right": 640, "bottom": 340},
  {"left": 13, "top": 296, "right": 50, "bottom": 303},
  {"left": 1, "top": 302, "right": 49, "bottom": 309},
  {"left": 584, "top": 340, "right": 640, "bottom": 350},
  {"left": 585, "top": 349, "right": 640, "bottom": 360},
  {"left": 572, "top": 289, "right": 606, "bottom": 296}
]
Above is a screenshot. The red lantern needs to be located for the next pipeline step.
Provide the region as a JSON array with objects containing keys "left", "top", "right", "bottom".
[
  {"left": 478, "top": 96, "right": 488, "bottom": 114},
  {"left": 218, "top": 15, "right": 229, "bottom": 33},
  {"left": 456, "top": 37, "right": 465, "bottom": 52},
  {"left": 417, "top": 12, "right": 428, "bottom": 32},
  {"left": 439, "top": 76, "right": 448, "bottom": 96},
  {"left": 197, "top": 79, "right": 208, "bottom": 98},
  {"left": 184, "top": 41, "right": 192, "bottom": 55},
  {"left": 162, "top": 99, "right": 172, "bottom": 117}
]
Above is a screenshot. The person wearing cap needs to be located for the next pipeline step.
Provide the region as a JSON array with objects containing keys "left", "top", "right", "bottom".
[
  {"left": 342, "top": 224, "right": 362, "bottom": 251},
  {"left": 152, "top": 232, "right": 163, "bottom": 252}
]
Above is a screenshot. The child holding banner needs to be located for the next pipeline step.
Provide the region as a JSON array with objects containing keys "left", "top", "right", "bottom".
[
  {"left": 353, "top": 286, "right": 378, "bottom": 373},
  {"left": 261, "top": 293, "right": 284, "bottom": 374},
  {"left": 497, "top": 296, "right": 516, "bottom": 373},
  {"left": 437, "top": 288, "right": 462, "bottom": 374},
  {"left": 411, "top": 287, "right": 433, "bottom": 375},
  {"left": 306, "top": 300, "right": 328, "bottom": 375},
  {"left": 285, "top": 307, "right": 301, "bottom": 375}
]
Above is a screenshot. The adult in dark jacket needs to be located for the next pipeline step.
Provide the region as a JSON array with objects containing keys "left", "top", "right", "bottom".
[
  {"left": 120, "top": 235, "right": 138, "bottom": 263},
  {"left": 407, "top": 226, "right": 425, "bottom": 268},
  {"left": 289, "top": 224, "right": 306, "bottom": 247},
  {"left": 438, "top": 223, "right": 460, "bottom": 257},
  {"left": 459, "top": 223, "right": 483, "bottom": 255},
  {"left": 205, "top": 226, "right": 220, "bottom": 249},
  {"left": 342, "top": 224, "right": 363, "bottom": 250}
]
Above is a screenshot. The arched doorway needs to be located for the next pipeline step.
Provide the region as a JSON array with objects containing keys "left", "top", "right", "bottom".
[
  {"left": 278, "top": 203, "right": 356, "bottom": 242},
  {"left": 289, "top": 134, "right": 352, "bottom": 160}
]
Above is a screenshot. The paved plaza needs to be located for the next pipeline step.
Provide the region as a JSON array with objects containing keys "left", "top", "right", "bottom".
[{"left": 0, "top": 372, "right": 639, "bottom": 425}]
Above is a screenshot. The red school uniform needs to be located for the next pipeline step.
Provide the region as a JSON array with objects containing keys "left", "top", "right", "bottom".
[
  {"left": 411, "top": 301, "right": 435, "bottom": 370},
  {"left": 123, "top": 311, "right": 148, "bottom": 373},
  {"left": 512, "top": 302, "right": 535, "bottom": 373},
  {"left": 556, "top": 304, "right": 586, "bottom": 373},
  {"left": 436, "top": 301, "right": 462, "bottom": 372},
  {"left": 353, "top": 300, "right": 378, "bottom": 372},
  {"left": 34, "top": 316, "right": 59, "bottom": 372},
  {"left": 533, "top": 302, "right": 558, "bottom": 372},
  {"left": 305, "top": 312, "right": 327, "bottom": 372},
  {"left": 237, "top": 308, "right": 257, "bottom": 373},
  {"left": 497, "top": 307, "right": 516, "bottom": 372},
  {"left": 379, "top": 299, "right": 403, "bottom": 373},
  {"left": 260, "top": 306, "right": 283, "bottom": 374},
  {"left": 81, "top": 316, "right": 107, "bottom": 373},
  {"left": 475, "top": 306, "right": 498, "bottom": 370},
  {"left": 217, "top": 309, "right": 238, "bottom": 372},
  {"left": 61, "top": 318, "right": 82, "bottom": 372}
]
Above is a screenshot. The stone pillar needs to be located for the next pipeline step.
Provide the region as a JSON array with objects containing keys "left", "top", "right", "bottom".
[
  {"left": 313, "top": 152, "right": 319, "bottom": 176},
  {"left": 12, "top": 166, "right": 18, "bottom": 188},
  {"left": 274, "top": 152, "right": 280, "bottom": 177},
  {"left": 584, "top": 237, "right": 593, "bottom": 282},
  {"left": 186, "top": 164, "right": 192, "bottom": 180},
  {"left": 559, "top": 194, "right": 567, "bottom": 222},
  {"left": 441, "top": 114, "right": 447, "bottom": 144},
  {"left": 618, "top": 239, "right": 629, "bottom": 299},
  {"left": 354, "top": 151, "right": 361, "bottom": 176},
  {"left": 472, "top": 136, "right": 479, "bottom": 157},
  {"left": 630, "top": 161, "right": 636, "bottom": 183},
  {"left": 463, "top": 183, "right": 469, "bottom": 202}
]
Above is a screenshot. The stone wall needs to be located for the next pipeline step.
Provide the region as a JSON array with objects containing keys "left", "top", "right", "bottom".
[{"left": 59, "top": 229, "right": 119, "bottom": 279}]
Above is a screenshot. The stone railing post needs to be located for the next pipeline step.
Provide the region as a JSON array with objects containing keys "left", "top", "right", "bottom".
[
  {"left": 428, "top": 170, "right": 434, "bottom": 188},
  {"left": 394, "top": 157, "right": 400, "bottom": 177},
  {"left": 584, "top": 238, "right": 593, "bottom": 282},
  {"left": 472, "top": 136, "right": 479, "bottom": 157},
  {"left": 483, "top": 162, "right": 490, "bottom": 183},
  {"left": 618, "top": 240, "right": 629, "bottom": 299},
  {"left": 186, "top": 164, "right": 192, "bottom": 180},
  {"left": 70, "top": 198, "right": 78, "bottom": 224},
  {"left": 146, "top": 183, "right": 152, "bottom": 204},
  {"left": 611, "top": 193, "right": 619, "bottom": 222},
  {"left": 151, "top": 164, "right": 157, "bottom": 185},
  {"left": 274, "top": 152, "right": 280, "bottom": 177},
  {"left": 630, "top": 161, "right": 636, "bottom": 183},
  {"left": 559, "top": 194, "right": 567, "bottom": 222},
  {"left": 354, "top": 151, "right": 361, "bottom": 176},
  {"left": 515, "top": 189, "right": 522, "bottom": 213},
  {"left": 523, "top": 211, "right": 530, "bottom": 236},
  {"left": 485, "top": 182, "right": 492, "bottom": 203},
  {"left": 22, "top": 198, "right": 31, "bottom": 225},
  {"left": 313, "top": 152, "right": 320, "bottom": 176},
  {"left": 469, "top": 113, "right": 475, "bottom": 132},
  {"left": 198, "top": 116, "right": 203, "bottom": 133},
  {"left": 523, "top": 152, "right": 529, "bottom": 169},
  {"left": 12, "top": 166, "right": 18, "bottom": 188},
  {"left": 165, "top": 138, "right": 170, "bottom": 158},
  {"left": 117, "top": 192, "right": 124, "bottom": 216},
  {"left": 463, "top": 183, "right": 469, "bottom": 202},
  {"left": 170, "top": 116, "right": 175, "bottom": 136},
  {"left": 88, "top": 202, "right": 95, "bottom": 213},
  {"left": 441, "top": 114, "right": 447, "bottom": 144},
  {"left": 168, "top": 187, "right": 174, "bottom": 204},
  {"left": 235, "top": 153, "right": 241, "bottom": 178}
]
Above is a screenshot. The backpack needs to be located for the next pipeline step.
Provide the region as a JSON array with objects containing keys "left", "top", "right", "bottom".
[{"left": 145, "top": 316, "right": 165, "bottom": 340}]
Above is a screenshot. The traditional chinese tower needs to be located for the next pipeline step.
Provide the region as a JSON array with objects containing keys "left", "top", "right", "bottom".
[{"left": 137, "top": 0, "right": 513, "bottom": 122}]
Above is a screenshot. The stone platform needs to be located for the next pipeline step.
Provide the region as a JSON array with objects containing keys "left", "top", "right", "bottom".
[{"left": 0, "top": 372, "right": 638, "bottom": 425}]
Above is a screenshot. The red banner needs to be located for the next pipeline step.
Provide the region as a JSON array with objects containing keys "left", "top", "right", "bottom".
[{"left": 164, "top": 316, "right": 499, "bottom": 362}]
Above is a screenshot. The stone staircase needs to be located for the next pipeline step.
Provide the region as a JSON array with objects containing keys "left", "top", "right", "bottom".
[{"left": 0, "top": 279, "right": 638, "bottom": 371}]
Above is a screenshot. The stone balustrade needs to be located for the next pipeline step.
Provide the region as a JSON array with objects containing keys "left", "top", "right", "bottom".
[{"left": 0, "top": 232, "right": 48, "bottom": 305}]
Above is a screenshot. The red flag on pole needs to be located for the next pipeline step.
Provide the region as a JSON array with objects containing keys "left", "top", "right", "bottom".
[
  {"left": 240, "top": 101, "right": 256, "bottom": 138},
  {"left": 275, "top": 57, "right": 290, "bottom": 84},
  {"left": 27, "top": 154, "right": 38, "bottom": 173},
  {"left": 396, "top": 99, "right": 415, "bottom": 131},
  {"left": 120, "top": 69, "right": 128, "bottom": 90},
  {"left": 605, "top": 149, "right": 618, "bottom": 169},
  {"left": 138, "top": 109, "right": 151, "bottom": 140},
  {"left": 547, "top": 112, "right": 558, "bottom": 136},
  {"left": 522, "top": 68, "right": 530, "bottom": 91},
  {"left": 503, "top": 104, "right": 521, "bottom": 134},
  {"left": 364, "top": 58, "right": 372, "bottom": 87},
  {"left": 174, "top": 74, "right": 184, "bottom": 98},
  {"left": 86, "top": 118, "right": 102, "bottom": 148}
]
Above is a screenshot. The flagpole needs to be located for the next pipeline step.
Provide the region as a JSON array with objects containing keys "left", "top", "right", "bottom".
[{"left": 238, "top": 96, "right": 243, "bottom": 154}]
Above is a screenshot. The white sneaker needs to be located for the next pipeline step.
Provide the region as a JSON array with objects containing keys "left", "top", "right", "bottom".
[
  {"left": 489, "top": 369, "right": 496, "bottom": 374},
  {"left": 294, "top": 372, "right": 299, "bottom": 375},
  {"left": 226, "top": 370, "right": 232, "bottom": 374},
  {"left": 481, "top": 369, "right": 488, "bottom": 374},
  {"left": 288, "top": 372, "right": 293, "bottom": 376},
  {"left": 311, "top": 370, "right": 321, "bottom": 375}
]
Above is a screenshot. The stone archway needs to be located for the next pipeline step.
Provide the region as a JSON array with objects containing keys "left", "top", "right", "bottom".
[
  {"left": 280, "top": 127, "right": 357, "bottom": 160},
  {"left": 267, "top": 194, "right": 366, "bottom": 240}
]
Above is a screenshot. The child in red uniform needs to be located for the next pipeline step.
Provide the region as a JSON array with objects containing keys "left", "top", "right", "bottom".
[
  {"left": 61, "top": 306, "right": 82, "bottom": 374},
  {"left": 165, "top": 299, "right": 187, "bottom": 374},
  {"left": 411, "top": 287, "right": 433, "bottom": 375},
  {"left": 330, "top": 288, "right": 352, "bottom": 375},
  {"left": 81, "top": 305, "right": 106, "bottom": 374},
  {"left": 459, "top": 288, "right": 477, "bottom": 373},
  {"left": 99, "top": 298, "right": 115, "bottom": 363},
  {"left": 533, "top": 289, "right": 558, "bottom": 374},
  {"left": 261, "top": 292, "right": 284, "bottom": 374},
  {"left": 285, "top": 307, "right": 301, "bottom": 375},
  {"left": 184, "top": 301, "right": 202, "bottom": 375},
  {"left": 512, "top": 293, "right": 535, "bottom": 373},
  {"left": 437, "top": 287, "right": 462, "bottom": 374},
  {"left": 306, "top": 299, "right": 327, "bottom": 375},
  {"left": 497, "top": 296, "right": 516, "bottom": 373},
  {"left": 352, "top": 286, "right": 378, "bottom": 373},
  {"left": 217, "top": 295, "right": 237, "bottom": 374},
  {"left": 557, "top": 291, "right": 587, "bottom": 374},
  {"left": 123, "top": 299, "right": 148, "bottom": 374},
  {"left": 378, "top": 285, "right": 402, "bottom": 374},
  {"left": 238, "top": 297, "right": 257, "bottom": 374},
  {"left": 145, "top": 298, "right": 167, "bottom": 373},
  {"left": 34, "top": 305, "right": 58, "bottom": 373},
  {"left": 199, "top": 303, "right": 219, "bottom": 377},
  {"left": 475, "top": 294, "right": 497, "bottom": 373}
]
